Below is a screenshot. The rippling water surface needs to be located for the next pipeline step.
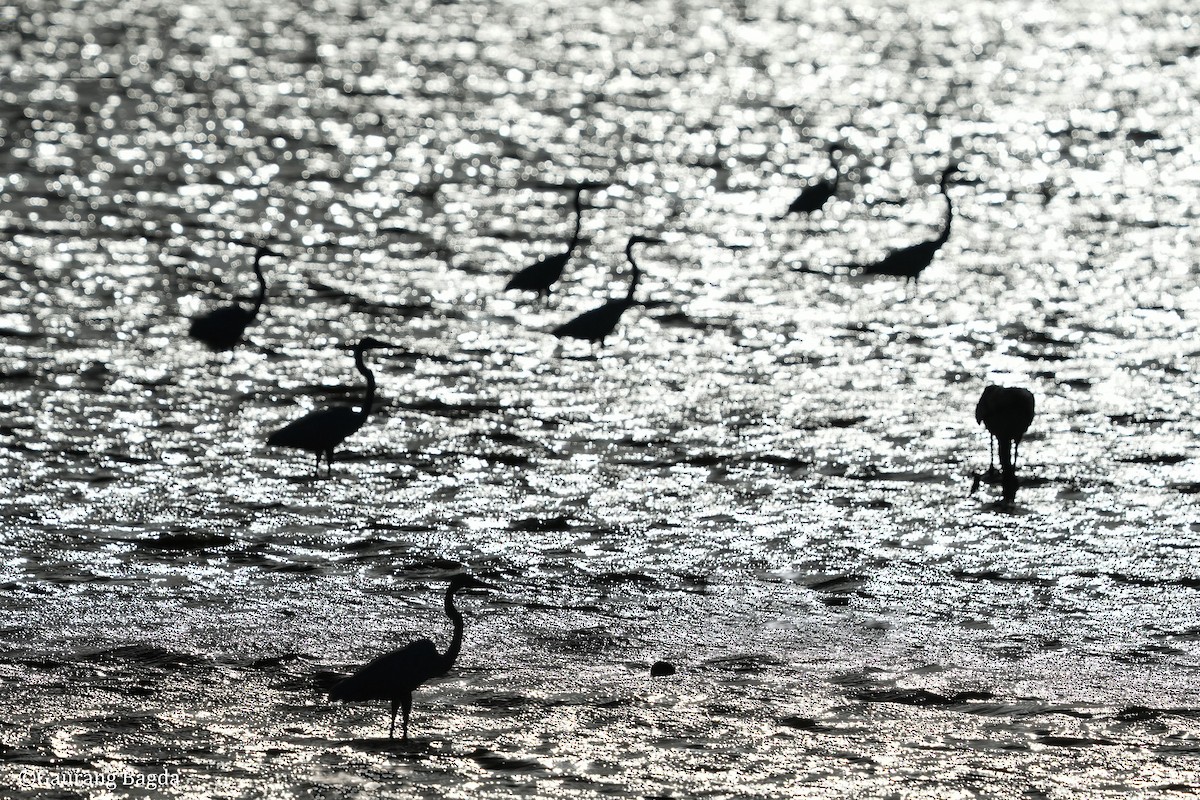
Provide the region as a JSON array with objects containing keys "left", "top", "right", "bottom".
[{"left": 2, "top": 0, "right": 1199, "bottom": 796}]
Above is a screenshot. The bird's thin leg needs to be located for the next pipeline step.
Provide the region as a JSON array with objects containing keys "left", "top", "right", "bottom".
[
  {"left": 326, "top": 450, "right": 334, "bottom": 478},
  {"left": 388, "top": 697, "right": 400, "bottom": 740},
  {"left": 400, "top": 693, "right": 412, "bottom": 742},
  {"left": 314, "top": 451, "right": 322, "bottom": 476},
  {"left": 988, "top": 436, "right": 995, "bottom": 477},
  {"left": 999, "top": 437, "right": 1013, "bottom": 469}
]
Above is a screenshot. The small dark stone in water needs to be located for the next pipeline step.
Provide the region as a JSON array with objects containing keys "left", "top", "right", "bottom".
[
  {"left": 779, "top": 716, "right": 832, "bottom": 732},
  {"left": 650, "top": 660, "right": 676, "bottom": 677}
]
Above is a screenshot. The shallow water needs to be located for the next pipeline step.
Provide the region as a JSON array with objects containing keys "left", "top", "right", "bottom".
[{"left": 2, "top": 0, "right": 1199, "bottom": 796}]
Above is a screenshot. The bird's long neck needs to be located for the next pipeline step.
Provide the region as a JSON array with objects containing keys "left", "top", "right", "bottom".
[
  {"left": 624, "top": 243, "right": 642, "bottom": 304},
  {"left": 250, "top": 251, "right": 269, "bottom": 314},
  {"left": 567, "top": 191, "right": 583, "bottom": 250},
  {"left": 442, "top": 588, "right": 466, "bottom": 670},
  {"left": 935, "top": 178, "right": 953, "bottom": 247},
  {"left": 355, "top": 348, "right": 376, "bottom": 420}
]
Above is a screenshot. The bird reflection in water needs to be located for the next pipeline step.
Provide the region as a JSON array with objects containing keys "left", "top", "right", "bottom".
[
  {"left": 266, "top": 336, "right": 396, "bottom": 476},
  {"left": 552, "top": 234, "right": 664, "bottom": 350},
  {"left": 329, "top": 574, "right": 496, "bottom": 742},
  {"left": 973, "top": 385, "right": 1036, "bottom": 503},
  {"left": 187, "top": 243, "right": 280, "bottom": 352}
]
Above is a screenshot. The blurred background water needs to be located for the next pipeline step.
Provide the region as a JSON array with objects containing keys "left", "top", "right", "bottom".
[{"left": 1, "top": 0, "right": 1199, "bottom": 796}]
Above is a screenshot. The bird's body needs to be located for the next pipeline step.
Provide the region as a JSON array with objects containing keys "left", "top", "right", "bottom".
[
  {"left": 266, "top": 337, "right": 394, "bottom": 475},
  {"left": 551, "top": 301, "right": 630, "bottom": 344},
  {"left": 975, "top": 385, "right": 1036, "bottom": 473},
  {"left": 329, "top": 574, "right": 495, "bottom": 741},
  {"left": 860, "top": 165, "right": 956, "bottom": 283},
  {"left": 552, "top": 235, "right": 662, "bottom": 346},
  {"left": 505, "top": 189, "right": 584, "bottom": 299},
  {"left": 188, "top": 245, "right": 277, "bottom": 351},
  {"left": 778, "top": 144, "right": 841, "bottom": 219}
]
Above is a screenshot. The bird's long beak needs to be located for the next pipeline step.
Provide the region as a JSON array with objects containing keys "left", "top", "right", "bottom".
[
  {"left": 360, "top": 339, "right": 401, "bottom": 352},
  {"left": 465, "top": 577, "right": 498, "bottom": 592}
]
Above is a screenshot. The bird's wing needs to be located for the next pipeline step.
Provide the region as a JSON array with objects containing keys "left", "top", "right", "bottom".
[
  {"left": 1012, "top": 389, "right": 1037, "bottom": 433},
  {"left": 267, "top": 406, "right": 363, "bottom": 449},
  {"left": 188, "top": 305, "right": 252, "bottom": 338},
  {"left": 788, "top": 179, "right": 834, "bottom": 213},
  {"left": 329, "top": 639, "right": 445, "bottom": 701},
  {"left": 861, "top": 240, "right": 935, "bottom": 276},
  {"left": 552, "top": 301, "right": 625, "bottom": 341},
  {"left": 506, "top": 251, "right": 569, "bottom": 290}
]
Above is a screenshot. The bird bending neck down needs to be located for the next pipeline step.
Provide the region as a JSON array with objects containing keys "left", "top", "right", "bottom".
[
  {"left": 975, "top": 384, "right": 1035, "bottom": 502},
  {"left": 328, "top": 573, "right": 496, "bottom": 741},
  {"left": 265, "top": 336, "right": 396, "bottom": 476},
  {"left": 504, "top": 188, "right": 585, "bottom": 299},
  {"left": 188, "top": 244, "right": 280, "bottom": 352},
  {"left": 551, "top": 234, "right": 664, "bottom": 348},
  {"left": 858, "top": 164, "right": 957, "bottom": 285}
]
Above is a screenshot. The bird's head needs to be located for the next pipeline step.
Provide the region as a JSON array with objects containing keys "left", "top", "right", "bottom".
[
  {"left": 448, "top": 573, "right": 497, "bottom": 594},
  {"left": 255, "top": 244, "right": 284, "bottom": 258},
  {"left": 940, "top": 163, "right": 961, "bottom": 187},
  {"left": 627, "top": 234, "right": 666, "bottom": 250},
  {"left": 355, "top": 336, "right": 398, "bottom": 352}
]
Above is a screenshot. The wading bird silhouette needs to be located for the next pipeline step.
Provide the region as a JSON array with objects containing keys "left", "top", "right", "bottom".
[
  {"left": 267, "top": 337, "right": 395, "bottom": 475},
  {"left": 857, "top": 164, "right": 957, "bottom": 284},
  {"left": 505, "top": 188, "right": 585, "bottom": 299},
  {"left": 329, "top": 573, "right": 495, "bottom": 741},
  {"left": 777, "top": 143, "right": 842, "bottom": 220},
  {"left": 552, "top": 234, "right": 663, "bottom": 347},
  {"left": 976, "top": 385, "right": 1036, "bottom": 473},
  {"left": 975, "top": 385, "right": 1035, "bottom": 502},
  {"left": 188, "top": 244, "right": 280, "bottom": 351}
]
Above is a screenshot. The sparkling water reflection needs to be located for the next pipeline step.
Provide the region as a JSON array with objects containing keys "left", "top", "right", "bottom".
[{"left": 2, "top": 0, "right": 1199, "bottom": 797}]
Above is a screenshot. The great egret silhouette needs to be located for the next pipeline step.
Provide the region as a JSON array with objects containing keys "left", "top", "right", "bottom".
[
  {"left": 329, "top": 573, "right": 495, "bottom": 741},
  {"left": 975, "top": 385, "right": 1035, "bottom": 502},
  {"left": 505, "top": 188, "right": 584, "bottom": 299},
  {"left": 266, "top": 337, "right": 395, "bottom": 475},
  {"left": 552, "top": 234, "right": 663, "bottom": 346},
  {"left": 777, "top": 143, "right": 842, "bottom": 219},
  {"left": 858, "top": 165, "right": 957, "bottom": 284},
  {"left": 188, "top": 244, "right": 279, "bottom": 351}
]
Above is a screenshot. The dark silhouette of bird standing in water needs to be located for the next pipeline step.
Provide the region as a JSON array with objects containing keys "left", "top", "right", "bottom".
[
  {"left": 777, "top": 143, "right": 842, "bottom": 219},
  {"left": 329, "top": 573, "right": 496, "bottom": 741},
  {"left": 552, "top": 234, "right": 663, "bottom": 347},
  {"left": 188, "top": 244, "right": 280, "bottom": 351},
  {"left": 267, "top": 337, "right": 394, "bottom": 475},
  {"left": 505, "top": 188, "right": 585, "bottom": 299},
  {"left": 858, "top": 164, "right": 957, "bottom": 284},
  {"left": 975, "top": 385, "right": 1035, "bottom": 502}
]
